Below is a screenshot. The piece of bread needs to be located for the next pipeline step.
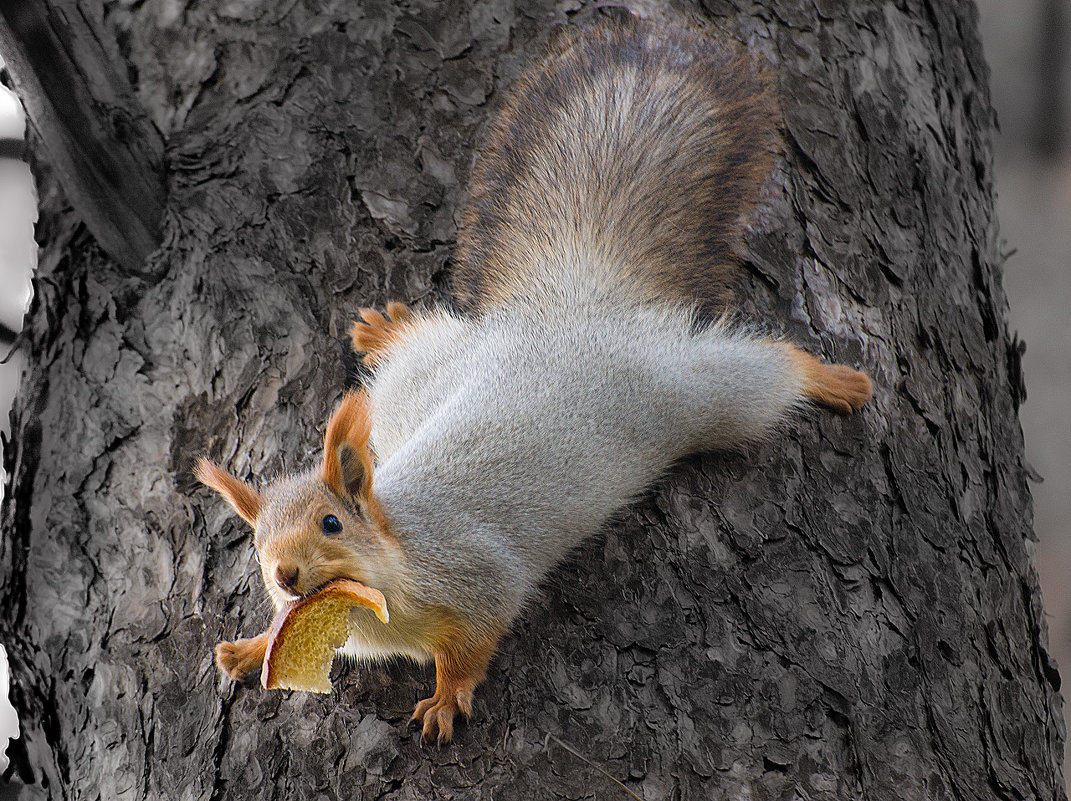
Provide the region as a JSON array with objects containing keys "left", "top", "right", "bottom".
[{"left": 261, "top": 579, "right": 389, "bottom": 693}]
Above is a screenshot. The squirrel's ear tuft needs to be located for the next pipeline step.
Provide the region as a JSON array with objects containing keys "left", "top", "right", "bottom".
[
  {"left": 322, "top": 390, "right": 375, "bottom": 501},
  {"left": 195, "top": 457, "right": 262, "bottom": 526}
]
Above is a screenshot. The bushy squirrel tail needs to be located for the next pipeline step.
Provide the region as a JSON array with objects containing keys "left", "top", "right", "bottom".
[{"left": 453, "top": 14, "right": 779, "bottom": 314}]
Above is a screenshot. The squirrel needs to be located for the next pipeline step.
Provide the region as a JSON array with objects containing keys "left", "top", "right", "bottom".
[{"left": 196, "top": 12, "right": 872, "bottom": 745}]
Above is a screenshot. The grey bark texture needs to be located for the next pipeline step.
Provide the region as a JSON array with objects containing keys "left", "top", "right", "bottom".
[
  {"left": 0, "top": 1, "right": 165, "bottom": 271},
  {"left": 0, "top": 1, "right": 1065, "bottom": 799}
]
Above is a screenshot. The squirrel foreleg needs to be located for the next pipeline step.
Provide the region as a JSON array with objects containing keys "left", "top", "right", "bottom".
[
  {"left": 411, "top": 625, "right": 504, "bottom": 746},
  {"left": 215, "top": 631, "right": 270, "bottom": 680}
]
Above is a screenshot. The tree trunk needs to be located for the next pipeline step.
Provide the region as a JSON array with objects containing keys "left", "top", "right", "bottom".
[
  {"left": 1, "top": 1, "right": 1065, "bottom": 799},
  {"left": 0, "top": 1, "right": 165, "bottom": 271}
]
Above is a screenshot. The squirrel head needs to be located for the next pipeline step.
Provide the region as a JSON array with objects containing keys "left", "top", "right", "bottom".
[{"left": 196, "top": 391, "right": 402, "bottom": 611}]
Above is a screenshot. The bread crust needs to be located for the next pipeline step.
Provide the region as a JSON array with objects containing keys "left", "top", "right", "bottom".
[{"left": 261, "top": 579, "right": 389, "bottom": 692}]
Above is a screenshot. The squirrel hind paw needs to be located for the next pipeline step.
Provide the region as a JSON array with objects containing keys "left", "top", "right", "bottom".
[
  {"left": 783, "top": 345, "right": 873, "bottom": 415},
  {"left": 807, "top": 363, "right": 873, "bottom": 414},
  {"left": 350, "top": 303, "right": 414, "bottom": 366}
]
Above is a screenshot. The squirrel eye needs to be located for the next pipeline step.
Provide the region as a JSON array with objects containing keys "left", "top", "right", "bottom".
[{"left": 321, "top": 514, "right": 343, "bottom": 535}]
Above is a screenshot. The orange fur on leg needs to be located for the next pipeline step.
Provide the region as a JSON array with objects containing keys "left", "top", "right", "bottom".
[
  {"left": 215, "top": 631, "right": 270, "bottom": 680},
  {"left": 350, "top": 302, "right": 414, "bottom": 367},
  {"left": 411, "top": 613, "right": 504, "bottom": 745},
  {"left": 782, "top": 344, "right": 872, "bottom": 414}
]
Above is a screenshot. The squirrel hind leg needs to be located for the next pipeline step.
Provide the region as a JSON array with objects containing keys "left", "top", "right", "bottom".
[
  {"left": 784, "top": 345, "right": 873, "bottom": 414},
  {"left": 350, "top": 302, "right": 414, "bottom": 367}
]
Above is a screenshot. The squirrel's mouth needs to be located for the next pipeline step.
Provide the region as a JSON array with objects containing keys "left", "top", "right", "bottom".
[
  {"left": 292, "top": 566, "right": 359, "bottom": 598},
  {"left": 302, "top": 573, "right": 359, "bottom": 598}
]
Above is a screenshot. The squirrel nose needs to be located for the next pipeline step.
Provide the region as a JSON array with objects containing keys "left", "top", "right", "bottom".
[{"left": 275, "top": 563, "right": 300, "bottom": 593}]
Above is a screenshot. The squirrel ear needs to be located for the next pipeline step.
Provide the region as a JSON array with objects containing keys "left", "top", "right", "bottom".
[
  {"left": 322, "top": 390, "right": 374, "bottom": 501},
  {"left": 195, "top": 457, "right": 262, "bottom": 526}
]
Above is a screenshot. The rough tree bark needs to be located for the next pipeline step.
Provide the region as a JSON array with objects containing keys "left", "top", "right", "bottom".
[
  {"left": 0, "top": 1, "right": 1064, "bottom": 799},
  {"left": 0, "top": 1, "right": 165, "bottom": 270}
]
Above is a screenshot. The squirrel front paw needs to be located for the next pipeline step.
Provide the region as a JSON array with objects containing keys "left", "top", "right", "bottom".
[
  {"left": 351, "top": 302, "right": 414, "bottom": 366},
  {"left": 215, "top": 632, "right": 269, "bottom": 680},
  {"left": 410, "top": 629, "right": 502, "bottom": 745},
  {"left": 409, "top": 688, "right": 474, "bottom": 746}
]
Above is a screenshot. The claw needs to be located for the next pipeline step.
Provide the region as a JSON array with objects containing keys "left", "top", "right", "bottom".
[{"left": 410, "top": 690, "right": 468, "bottom": 745}]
